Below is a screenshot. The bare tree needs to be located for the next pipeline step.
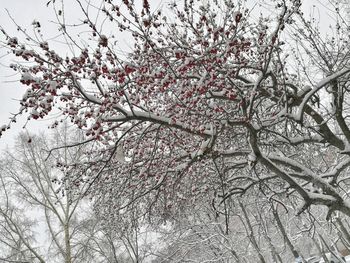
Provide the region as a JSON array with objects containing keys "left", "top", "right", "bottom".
[
  {"left": 0, "top": 127, "right": 88, "bottom": 262},
  {"left": 0, "top": 125, "right": 162, "bottom": 262}
]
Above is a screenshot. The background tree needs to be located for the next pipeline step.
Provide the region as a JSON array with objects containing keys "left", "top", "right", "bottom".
[
  {"left": 0, "top": 126, "right": 158, "bottom": 262},
  {"left": 0, "top": 127, "right": 92, "bottom": 262}
]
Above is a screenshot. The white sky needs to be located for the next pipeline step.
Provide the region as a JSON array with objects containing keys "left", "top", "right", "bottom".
[
  {"left": 0, "top": 0, "right": 340, "bottom": 150},
  {"left": 0, "top": 0, "right": 59, "bottom": 149}
]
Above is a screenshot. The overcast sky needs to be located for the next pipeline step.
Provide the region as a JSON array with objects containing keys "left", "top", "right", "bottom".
[
  {"left": 0, "top": 0, "right": 338, "bottom": 150},
  {"left": 0, "top": 1, "right": 58, "bottom": 149}
]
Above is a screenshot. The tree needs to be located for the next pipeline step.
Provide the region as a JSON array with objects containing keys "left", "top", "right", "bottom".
[
  {"left": 0, "top": 127, "right": 157, "bottom": 262},
  {"left": 1, "top": 0, "right": 350, "bottom": 228},
  {"left": 0, "top": 127, "right": 95, "bottom": 262}
]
